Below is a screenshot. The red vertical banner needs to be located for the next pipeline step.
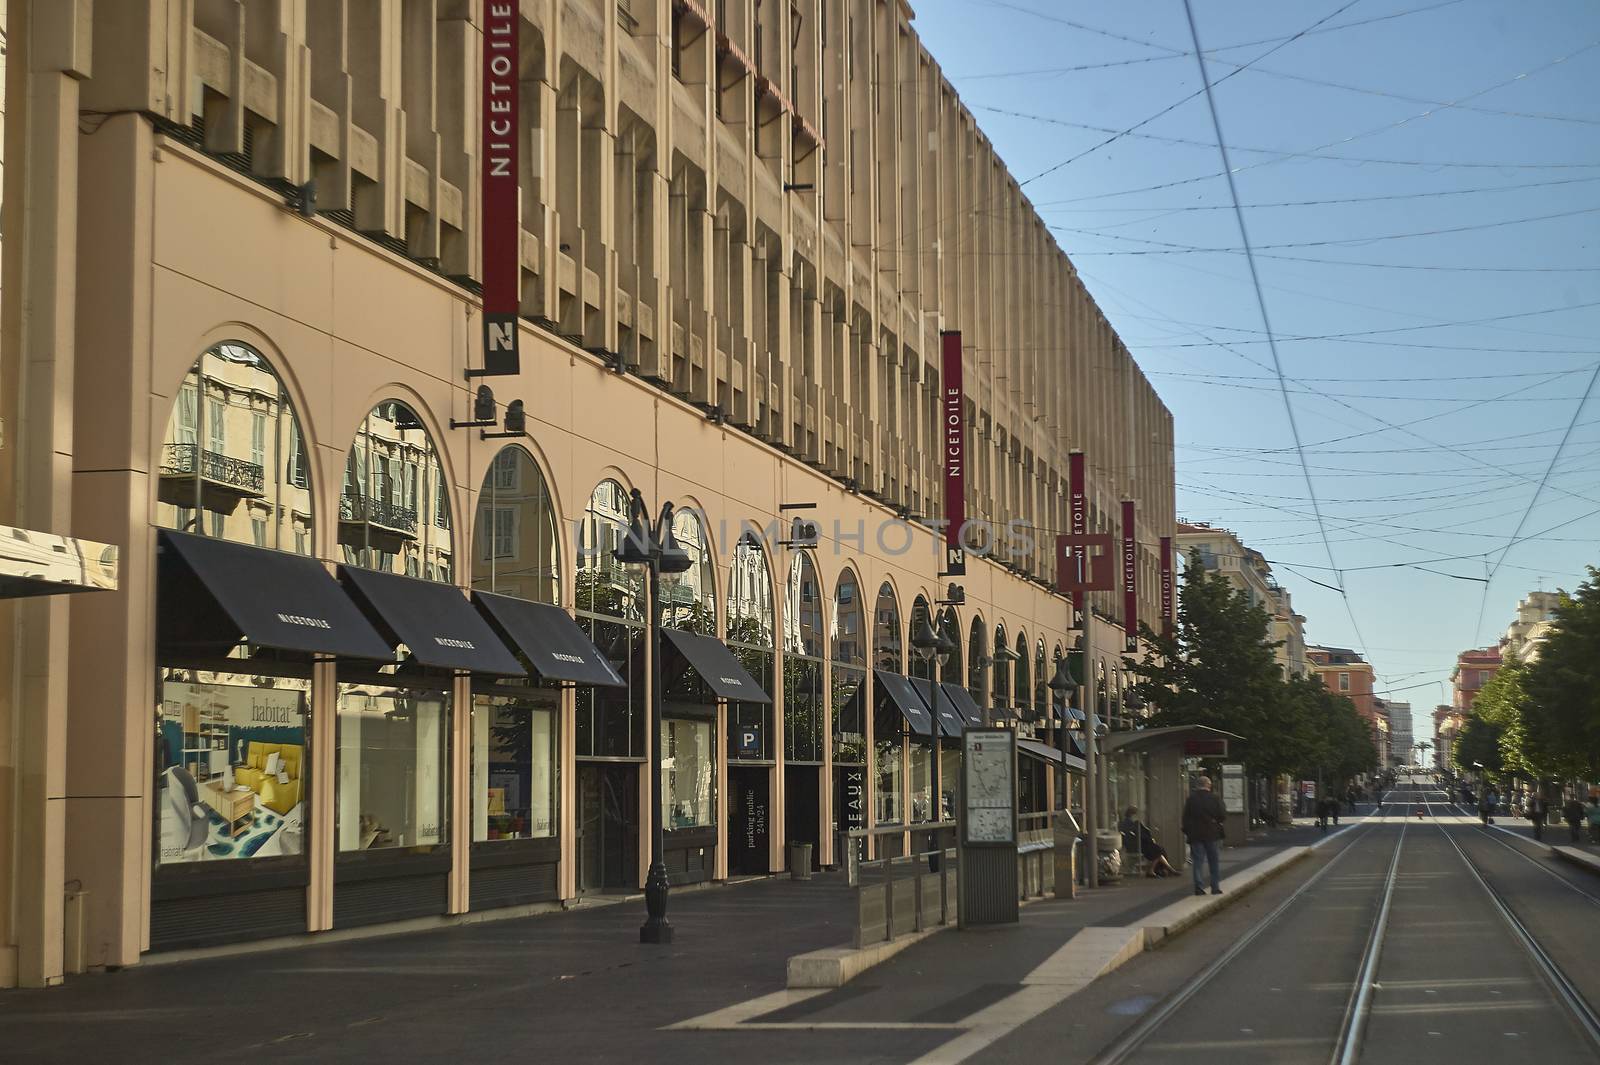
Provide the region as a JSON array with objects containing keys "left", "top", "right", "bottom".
[
  {"left": 1121, "top": 501, "right": 1137, "bottom": 652},
  {"left": 940, "top": 331, "right": 965, "bottom": 576},
  {"left": 481, "top": 4, "right": 520, "bottom": 376},
  {"left": 1160, "top": 535, "right": 1174, "bottom": 639},
  {"left": 1068, "top": 452, "right": 1086, "bottom": 622}
]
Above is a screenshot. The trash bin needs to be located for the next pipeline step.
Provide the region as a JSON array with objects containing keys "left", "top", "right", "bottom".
[
  {"left": 789, "top": 841, "right": 813, "bottom": 880},
  {"left": 1095, "top": 829, "right": 1124, "bottom": 882}
]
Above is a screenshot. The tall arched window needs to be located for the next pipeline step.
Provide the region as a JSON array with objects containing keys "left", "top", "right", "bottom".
[
  {"left": 154, "top": 342, "right": 313, "bottom": 882},
  {"left": 872, "top": 582, "right": 901, "bottom": 825},
  {"left": 783, "top": 553, "right": 824, "bottom": 765},
  {"left": 937, "top": 607, "right": 962, "bottom": 687},
  {"left": 967, "top": 617, "right": 987, "bottom": 713},
  {"left": 832, "top": 567, "right": 867, "bottom": 767},
  {"left": 339, "top": 400, "right": 452, "bottom": 581},
  {"left": 473, "top": 446, "right": 559, "bottom": 604},
  {"left": 907, "top": 595, "right": 933, "bottom": 681},
  {"left": 727, "top": 532, "right": 775, "bottom": 763},
  {"left": 158, "top": 341, "right": 313, "bottom": 553},
  {"left": 1034, "top": 639, "right": 1048, "bottom": 722},
  {"left": 907, "top": 593, "right": 934, "bottom": 823},
  {"left": 661, "top": 506, "right": 716, "bottom": 635},
  {"left": 574, "top": 480, "right": 645, "bottom": 758},
  {"left": 992, "top": 623, "right": 1010, "bottom": 712},
  {"left": 1015, "top": 631, "right": 1031, "bottom": 724}
]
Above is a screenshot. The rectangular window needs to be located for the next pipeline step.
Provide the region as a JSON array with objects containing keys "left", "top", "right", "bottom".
[
  {"left": 336, "top": 686, "right": 449, "bottom": 852},
  {"left": 492, "top": 450, "right": 519, "bottom": 492},
  {"left": 472, "top": 695, "right": 558, "bottom": 841},
  {"left": 483, "top": 506, "right": 517, "bottom": 560},
  {"left": 209, "top": 511, "right": 226, "bottom": 538},
  {"left": 207, "top": 397, "right": 226, "bottom": 453},
  {"left": 294, "top": 528, "right": 308, "bottom": 555},
  {"left": 1338, "top": 672, "right": 1350, "bottom": 692},
  {"left": 662, "top": 717, "right": 714, "bottom": 829},
  {"left": 252, "top": 516, "right": 267, "bottom": 547},
  {"left": 176, "top": 384, "right": 198, "bottom": 446},
  {"left": 875, "top": 738, "right": 902, "bottom": 825},
  {"left": 155, "top": 675, "right": 309, "bottom": 867},
  {"left": 251, "top": 412, "right": 266, "bottom": 467},
  {"left": 286, "top": 420, "right": 306, "bottom": 488}
]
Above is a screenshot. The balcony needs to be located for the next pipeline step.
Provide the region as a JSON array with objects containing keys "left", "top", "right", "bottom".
[
  {"left": 339, "top": 495, "right": 418, "bottom": 538},
  {"left": 159, "top": 444, "right": 265, "bottom": 498}
]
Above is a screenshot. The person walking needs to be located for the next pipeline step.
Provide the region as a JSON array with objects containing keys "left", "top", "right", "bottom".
[
  {"left": 1564, "top": 795, "right": 1585, "bottom": 843},
  {"left": 1479, "top": 787, "right": 1499, "bottom": 826},
  {"left": 1183, "top": 775, "right": 1227, "bottom": 897},
  {"left": 1527, "top": 793, "right": 1547, "bottom": 841}
]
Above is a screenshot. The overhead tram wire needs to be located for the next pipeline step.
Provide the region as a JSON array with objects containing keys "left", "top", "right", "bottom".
[
  {"left": 1033, "top": 175, "right": 1600, "bottom": 214},
  {"left": 1471, "top": 362, "right": 1600, "bottom": 642},
  {"left": 1182, "top": 0, "right": 1364, "bottom": 655}
]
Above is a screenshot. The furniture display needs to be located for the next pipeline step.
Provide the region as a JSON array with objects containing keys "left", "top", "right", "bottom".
[{"left": 202, "top": 778, "right": 256, "bottom": 838}]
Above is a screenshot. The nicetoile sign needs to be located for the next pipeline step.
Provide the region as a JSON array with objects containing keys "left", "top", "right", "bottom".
[
  {"left": 941, "top": 331, "right": 966, "bottom": 576},
  {"left": 481, "top": 4, "right": 520, "bottom": 376},
  {"left": 1068, "top": 452, "right": 1087, "bottom": 618},
  {"left": 1159, "top": 535, "right": 1174, "bottom": 638},
  {"left": 1121, "top": 500, "right": 1137, "bottom": 653}
]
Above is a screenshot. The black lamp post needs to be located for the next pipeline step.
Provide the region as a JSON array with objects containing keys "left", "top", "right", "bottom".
[
  {"left": 613, "top": 487, "right": 693, "bottom": 944},
  {"left": 1048, "top": 656, "right": 1077, "bottom": 812},
  {"left": 911, "top": 615, "right": 957, "bottom": 838}
]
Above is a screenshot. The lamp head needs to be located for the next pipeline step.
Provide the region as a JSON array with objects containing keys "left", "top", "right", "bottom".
[
  {"left": 503, "top": 399, "right": 526, "bottom": 435},
  {"left": 472, "top": 384, "right": 496, "bottom": 423},
  {"left": 1048, "top": 656, "right": 1075, "bottom": 695},
  {"left": 656, "top": 503, "right": 694, "bottom": 574},
  {"left": 613, "top": 488, "right": 653, "bottom": 565}
]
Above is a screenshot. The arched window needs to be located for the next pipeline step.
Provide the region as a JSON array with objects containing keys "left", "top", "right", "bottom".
[
  {"left": 992, "top": 623, "right": 1010, "bottom": 712},
  {"left": 967, "top": 617, "right": 987, "bottom": 712},
  {"left": 474, "top": 446, "right": 559, "bottom": 604},
  {"left": 908, "top": 593, "right": 935, "bottom": 824},
  {"left": 832, "top": 568, "right": 867, "bottom": 772},
  {"left": 727, "top": 532, "right": 774, "bottom": 763},
  {"left": 937, "top": 607, "right": 962, "bottom": 687},
  {"left": 574, "top": 480, "right": 645, "bottom": 759},
  {"left": 873, "top": 582, "right": 902, "bottom": 673},
  {"left": 1035, "top": 639, "right": 1048, "bottom": 721},
  {"left": 783, "top": 553, "right": 824, "bottom": 764},
  {"left": 339, "top": 401, "right": 452, "bottom": 581},
  {"left": 907, "top": 595, "right": 933, "bottom": 681},
  {"left": 872, "top": 581, "right": 902, "bottom": 826},
  {"left": 154, "top": 342, "right": 314, "bottom": 880},
  {"left": 661, "top": 507, "right": 716, "bottom": 635},
  {"left": 157, "top": 341, "right": 312, "bottom": 553},
  {"left": 1015, "top": 631, "right": 1031, "bottom": 722}
]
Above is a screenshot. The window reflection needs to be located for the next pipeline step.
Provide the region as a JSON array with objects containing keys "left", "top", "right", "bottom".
[
  {"left": 339, "top": 401, "right": 452, "bottom": 582},
  {"left": 474, "top": 447, "right": 559, "bottom": 605},
  {"left": 576, "top": 480, "right": 646, "bottom": 760},
  {"left": 472, "top": 693, "right": 558, "bottom": 840},
  {"left": 157, "top": 342, "right": 312, "bottom": 553},
  {"left": 783, "top": 554, "right": 824, "bottom": 764},
  {"left": 335, "top": 685, "right": 449, "bottom": 852},
  {"left": 727, "top": 533, "right": 774, "bottom": 762},
  {"left": 661, "top": 507, "right": 716, "bottom": 635}
]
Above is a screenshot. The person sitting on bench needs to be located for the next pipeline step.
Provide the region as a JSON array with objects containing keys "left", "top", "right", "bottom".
[{"left": 1120, "top": 806, "right": 1177, "bottom": 878}]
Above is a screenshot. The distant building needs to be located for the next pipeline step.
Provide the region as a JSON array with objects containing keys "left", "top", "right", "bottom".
[
  {"left": 1452, "top": 646, "right": 1502, "bottom": 713},
  {"left": 1176, "top": 521, "right": 1308, "bottom": 678},
  {"left": 1434, "top": 704, "right": 1464, "bottom": 771},
  {"left": 1379, "top": 699, "right": 1414, "bottom": 766},
  {"left": 1502, "top": 590, "right": 1563, "bottom": 664},
  {"left": 1308, "top": 645, "right": 1381, "bottom": 759}
]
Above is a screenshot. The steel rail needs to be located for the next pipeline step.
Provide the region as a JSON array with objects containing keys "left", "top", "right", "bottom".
[
  {"left": 1439, "top": 823, "right": 1600, "bottom": 1050},
  {"left": 1330, "top": 818, "right": 1408, "bottom": 1065}
]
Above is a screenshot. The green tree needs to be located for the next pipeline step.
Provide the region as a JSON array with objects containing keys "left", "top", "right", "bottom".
[
  {"left": 1468, "top": 658, "right": 1540, "bottom": 779},
  {"left": 1454, "top": 714, "right": 1504, "bottom": 778},
  {"left": 1290, "top": 674, "right": 1377, "bottom": 786},
  {"left": 1523, "top": 568, "right": 1600, "bottom": 780},
  {"left": 1125, "top": 550, "right": 1307, "bottom": 777}
]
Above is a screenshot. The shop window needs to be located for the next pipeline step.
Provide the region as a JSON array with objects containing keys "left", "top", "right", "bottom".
[
  {"left": 339, "top": 401, "right": 452, "bottom": 581},
  {"left": 910, "top": 744, "right": 933, "bottom": 824},
  {"left": 663, "top": 717, "right": 714, "bottom": 829},
  {"left": 158, "top": 342, "right": 312, "bottom": 554},
  {"left": 472, "top": 694, "right": 558, "bottom": 840},
  {"left": 156, "top": 670, "right": 310, "bottom": 867},
  {"left": 336, "top": 686, "right": 449, "bottom": 852},
  {"left": 784, "top": 553, "right": 824, "bottom": 763},
  {"left": 875, "top": 736, "right": 902, "bottom": 825},
  {"left": 727, "top": 532, "right": 775, "bottom": 762}
]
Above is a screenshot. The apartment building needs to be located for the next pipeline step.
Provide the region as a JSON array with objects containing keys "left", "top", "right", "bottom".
[
  {"left": 1175, "top": 521, "right": 1308, "bottom": 679},
  {"left": 0, "top": 0, "right": 1175, "bottom": 987}
]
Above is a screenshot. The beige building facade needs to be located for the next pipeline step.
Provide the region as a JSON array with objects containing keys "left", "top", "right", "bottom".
[
  {"left": 1175, "top": 521, "right": 1307, "bottom": 679},
  {"left": 1501, "top": 589, "right": 1563, "bottom": 664},
  {"left": 0, "top": 0, "right": 1173, "bottom": 987}
]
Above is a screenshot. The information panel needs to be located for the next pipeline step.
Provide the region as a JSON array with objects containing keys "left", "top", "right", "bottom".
[
  {"left": 1221, "top": 763, "right": 1246, "bottom": 814},
  {"left": 961, "top": 729, "right": 1016, "bottom": 846}
]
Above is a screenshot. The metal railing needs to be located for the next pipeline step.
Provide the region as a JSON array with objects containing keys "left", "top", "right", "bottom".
[
  {"left": 160, "top": 444, "right": 265, "bottom": 493},
  {"left": 844, "top": 821, "right": 957, "bottom": 948},
  {"left": 339, "top": 495, "right": 419, "bottom": 536}
]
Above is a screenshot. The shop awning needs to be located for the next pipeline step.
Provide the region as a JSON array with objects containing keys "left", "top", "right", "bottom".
[
  {"left": 874, "top": 669, "right": 934, "bottom": 737},
  {"left": 661, "top": 629, "right": 771, "bottom": 702},
  {"left": 1101, "top": 724, "right": 1243, "bottom": 756},
  {"left": 157, "top": 530, "right": 392, "bottom": 660},
  {"left": 1018, "top": 737, "right": 1086, "bottom": 773},
  {"left": 918, "top": 679, "right": 967, "bottom": 739},
  {"left": 338, "top": 566, "right": 523, "bottom": 675},
  {"left": 471, "top": 590, "right": 626, "bottom": 687},
  {"left": 940, "top": 683, "right": 985, "bottom": 729}
]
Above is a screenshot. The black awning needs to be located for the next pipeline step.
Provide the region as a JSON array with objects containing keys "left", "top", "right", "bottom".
[
  {"left": 940, "top": 683, "right": 985, "bottom": 729},
  {"left": 1019, "top": 737, "right": 1086, "bottom": 773},
  {"left": 471, "top": 591, "right": 626, "bottom": 687},
  {"left": 157, "top": 530, "right": 392, "bottom": 660},
  {"left": 915, "top": 677, "right": 966, "bottom": 739},
  {"left": 874, "top": 669, "right": 934, "bottom": 737},
  {"left": 661, "top": 629, "right": 771, "bottom": 702},
  {"left": 338, "top": 566, "right": 523, "bottom": 675}
]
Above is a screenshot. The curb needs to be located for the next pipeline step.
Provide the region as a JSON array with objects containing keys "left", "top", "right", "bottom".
[
  {"left": 1550, "top": 844, "right": 1600, "bottom": 876},
  {"left": 1139, "top": 846, "right": 1310, "bottom": 947},
  {"left": 787, "top": 925, "right": 946, "bottom": 989}
]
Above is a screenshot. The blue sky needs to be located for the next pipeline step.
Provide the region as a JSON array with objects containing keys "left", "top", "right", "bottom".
[{"left": 911, "top": 0, "right": 1600, "bottom": 742}]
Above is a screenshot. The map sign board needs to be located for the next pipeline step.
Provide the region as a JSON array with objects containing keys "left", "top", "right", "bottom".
[
  {"left": 961, "top": 729, "right": 1016, "bottom": 846},
  {"left": 1221, "top": 763, "right": 1247, "bottom": 814}
]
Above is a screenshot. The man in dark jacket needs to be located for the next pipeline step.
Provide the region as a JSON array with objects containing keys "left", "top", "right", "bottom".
[
  {"left": 1564, "top": 796, "right": 1585, "bottom": 843},
  {"left": 1182, "top": 775, "right": 1227, "bottom": 896},
  {"left": 1527, "top": 793, "right": 1547, "bottom": 841}
]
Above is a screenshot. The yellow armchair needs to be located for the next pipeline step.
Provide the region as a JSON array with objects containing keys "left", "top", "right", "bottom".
[{"left": 234, "top": 741, "right": 304, "bottom": 815}]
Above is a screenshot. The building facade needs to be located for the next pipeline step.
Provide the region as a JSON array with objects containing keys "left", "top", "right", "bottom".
[
  {"left": 1451, "top": 646, "right": 1502, "bottom": 714},
  {"left": 0, "top": 1, "right": 1175, "bottom": 986},
  {"left": 1307, "top": 646, "right": 1379, "bottom": 760},
  {"left": 1175, "top": 521, "right": 1307, "bottom": 679},
  {"left": 1381, "top": 700, "right": 1413, "bottom": 767},
  {"left": 1433, "top": 704, "right": 1463, "bottom": 772},
  {"left": 1501, "top": 590, "right": 1563, "bottom": 664}
]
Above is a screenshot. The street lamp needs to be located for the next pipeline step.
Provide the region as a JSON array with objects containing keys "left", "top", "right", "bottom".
[
  {"left": 613, "top": 487, "right": 693, "bottom": 944},
  {"left": 1047, "top": 656, "right": 1078, "bottom": 813},
  {"left": 912, "top": 614, "right": 957, "bottom": 843}
]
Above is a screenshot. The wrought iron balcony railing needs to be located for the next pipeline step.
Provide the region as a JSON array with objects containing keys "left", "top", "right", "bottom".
[
  {"left": 339, "top": 494, "right": 419, "bottom": 536},
  {"left": 161, "top": 444, "right": 265, "bottom": 494}
]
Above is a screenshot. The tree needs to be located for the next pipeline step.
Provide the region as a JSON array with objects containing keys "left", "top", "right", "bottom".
[
  {"left": 1125, "top": 551, "right": 1307, "bottom": 777},
  {"left": 1468, "top": 657, "right": 1541, "bottom": 779},
  {"left": 1523, "top": 568, "right": 1600, "bottom": 780},
  {"left": 1289, "top": 674, "right": 1377, "bottom": 786},
  {"left": 1454, "top": 714, "right": 1503, "bottom": 778}
]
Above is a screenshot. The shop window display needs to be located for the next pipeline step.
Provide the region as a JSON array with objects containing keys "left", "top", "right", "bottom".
[
  {"left": 336, "top": 686, "right": 449, "bottom": 852},
  {"left": 472, "top": 695, "right": 558, "bottom": 841},
  {"left": 662, "top": 717, "right": 714, "bottom": 829},
  {"left": 157, "top": 672, "right": 309, "bottom": 865}
]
